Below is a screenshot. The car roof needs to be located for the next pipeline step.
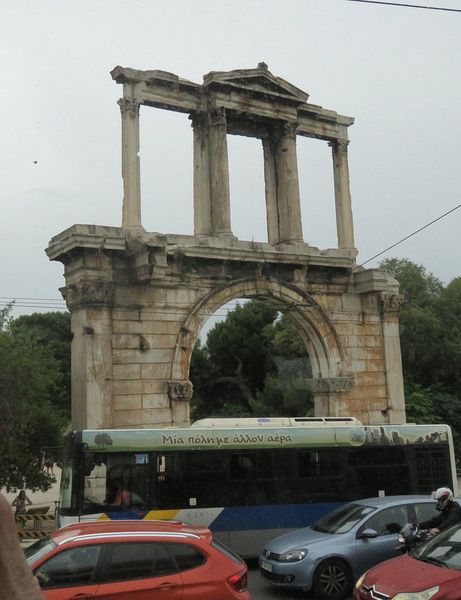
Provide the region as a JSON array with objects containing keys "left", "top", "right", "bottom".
[
  {"left": 51, "top": 520, "right": 212, "bottom": 547},
  {"left": 353, "top": 495, "right": 435, "bottom": 509}
]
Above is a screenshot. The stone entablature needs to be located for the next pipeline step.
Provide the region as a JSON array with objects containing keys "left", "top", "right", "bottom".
[{"left": 111, "top": 63, "right": 356, "bottom": 252}]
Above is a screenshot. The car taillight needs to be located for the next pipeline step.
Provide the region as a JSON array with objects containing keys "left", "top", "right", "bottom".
[{"left": 227, "top": 570, "right": 248, "bottom": 592}]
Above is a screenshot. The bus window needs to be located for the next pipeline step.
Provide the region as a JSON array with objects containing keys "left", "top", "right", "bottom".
[
  {"left": 82, "top": 453, "right": 149, "bottom": 513},
  {"left": 155, "top": 452, "right": 227, "bottom": 509}
]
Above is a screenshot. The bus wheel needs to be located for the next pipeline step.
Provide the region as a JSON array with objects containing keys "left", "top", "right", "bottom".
[{"left": 313, "top": 558, "right": 352, "bottom": 600}]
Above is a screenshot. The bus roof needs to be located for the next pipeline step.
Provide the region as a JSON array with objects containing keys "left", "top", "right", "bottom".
[{"left": 190, "top": 417, "right": 362, "bottom": 428}]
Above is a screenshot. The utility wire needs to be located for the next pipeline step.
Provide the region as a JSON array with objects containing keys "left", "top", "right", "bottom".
[
  {"left": 346, "top": 0, "right": 461, "bottom": 12},
  {"left": 357, "top": 202, "right": 461, "bottom": 268}
]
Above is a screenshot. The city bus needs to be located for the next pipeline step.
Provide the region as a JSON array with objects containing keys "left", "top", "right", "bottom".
[{"left": 57, "top": 417, "right": 457, "bottom": 557}]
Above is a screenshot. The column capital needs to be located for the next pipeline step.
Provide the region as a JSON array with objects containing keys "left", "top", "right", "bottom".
[
  {"left": 61, "top": 280, "right": 114, "bottom": 310},
  {"left": 189, "top": 111, "right": 208, "bottom": 130},
  {"left": 329, "top": 138, "right": 350, "bottom": 153},
  {"left": 210, "top": 106, "right": 227, "bottom": 127},
  {"left": 117, "top": 97, "right": 141, "bottom": 117},
  {"left": 379, "top": 292, "right": 404, "bottom": 314}
]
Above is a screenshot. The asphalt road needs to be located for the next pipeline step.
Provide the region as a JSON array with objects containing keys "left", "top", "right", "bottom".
[{"left": 247, "top": 561, "right": 353, "bottom": 600}]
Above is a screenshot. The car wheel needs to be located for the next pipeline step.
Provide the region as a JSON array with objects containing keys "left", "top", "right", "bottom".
[{"left": 313, "top": 558, "right": 352, "bottom": 600}]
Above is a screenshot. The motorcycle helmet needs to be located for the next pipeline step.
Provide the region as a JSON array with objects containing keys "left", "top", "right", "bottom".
[{"left": 432, "top": 487, "right": 453, "bottom": 511}]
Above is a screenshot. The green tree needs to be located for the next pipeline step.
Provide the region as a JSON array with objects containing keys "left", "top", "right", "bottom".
[
  {"left": 190, "top": 300, "right": 313, "bottom": 420},
  {"left": 9, "top": 312, "right": 72, "bottom": 416},
  {"left": 0, "top": 308, "right": 68, "bottom": 491}
]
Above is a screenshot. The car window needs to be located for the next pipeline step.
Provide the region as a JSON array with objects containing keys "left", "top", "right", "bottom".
[
  {"left": 166, "top": 542, "right": 206, "bottom": 571},
  {"left": 105, "top": 542, "right": 176, "bottom": 582},
  {"left": 36, "top": 545, "right": 101, "bottom": 588},
  {"left": 416, "top": 525, "right": 461, "bottom": 571},
  {"left": 413, "top": 502, "right": 438, "bottom": 525},
  {"left": 311, "top": 502, "right": 375, "bottom": 534},
  {"left": 364, "top": 505, "right": 408, "bottom": 536}
]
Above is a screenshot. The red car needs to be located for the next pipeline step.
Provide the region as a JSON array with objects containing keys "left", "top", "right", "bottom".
[
  {"left": 25, "top": 519, "right": 251, "bottom": 599},
  {"left": 354, "top": 523, "right": 461, "bottom": 600}
]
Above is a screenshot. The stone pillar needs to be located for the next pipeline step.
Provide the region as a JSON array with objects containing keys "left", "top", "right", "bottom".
[
  {"left": 262, "top": 137, "right": 280, "bottom": 245},
  {"left": 274, "top": 122, "right": 303, "bottom": 244},
  {"left": 330, "top": 139, "right": 355, "bottom": 250},
  {"left": 380, "top": 293, "right": 406, "bottom": 424},
  {"left": 208, "top": 107, "right": 233, "bottom": 236},
  {"left": 62, "top": 281, "right": 115, "bottom": 429},
  {"left": 190, "top": 112, "right": 212, "bottom": 236},
  {"left": 308, "top": 377, "right": 355, "bottom": 417},
  {"left": 118, "top": 97, "right": 143, "bottom": 230}
]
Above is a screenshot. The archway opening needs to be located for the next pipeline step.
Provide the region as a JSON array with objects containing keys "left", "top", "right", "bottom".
[{"left": 189, "top": 297, "right": 314, "bottom": 421}]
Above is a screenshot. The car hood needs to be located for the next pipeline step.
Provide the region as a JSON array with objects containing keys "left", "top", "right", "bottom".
[
  {"left": 264, "top": 526, "right": 338, "bottom": 553},
  {"left": 364, "top": 555, "right": 461, "bottom": 596}
]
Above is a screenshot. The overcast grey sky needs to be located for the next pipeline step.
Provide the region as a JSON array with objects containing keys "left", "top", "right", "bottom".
[{"left": 1, "top": 0, "right": 460, "bottom": 318}]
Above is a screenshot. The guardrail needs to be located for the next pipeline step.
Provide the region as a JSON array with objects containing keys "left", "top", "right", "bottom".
[{"left": 15, "top": 507, "right": 55, "bottom": 539}]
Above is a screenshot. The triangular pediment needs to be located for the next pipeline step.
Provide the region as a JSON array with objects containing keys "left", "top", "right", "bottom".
[{"left": 203, "top": 64, "right": 309, "bottom": 103}]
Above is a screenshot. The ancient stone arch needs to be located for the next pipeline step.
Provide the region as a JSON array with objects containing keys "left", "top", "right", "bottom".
[{"left": 47, "top": 64, "right": 406, "bottom": 429}]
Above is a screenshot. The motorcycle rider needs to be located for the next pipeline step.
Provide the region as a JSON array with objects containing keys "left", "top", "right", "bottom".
[{"left": 419, "top": 487, "right": 461, "bottom": 535}]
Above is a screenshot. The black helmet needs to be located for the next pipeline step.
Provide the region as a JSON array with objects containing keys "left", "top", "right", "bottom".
[{"left": 432, "top": 487, "right": 453, "bottom": 511}]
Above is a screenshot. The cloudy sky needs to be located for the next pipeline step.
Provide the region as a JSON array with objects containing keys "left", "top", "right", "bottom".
[{"left": 1, "top": 0, "right": 460, "bottom": 318}]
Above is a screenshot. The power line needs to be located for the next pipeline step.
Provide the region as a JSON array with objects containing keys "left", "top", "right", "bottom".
[
  {"left": 346, "top": 0, "right": 461, "bottom": 12},
  {"left": 357, "top": 202, "right": 461, "bottom": 268}
]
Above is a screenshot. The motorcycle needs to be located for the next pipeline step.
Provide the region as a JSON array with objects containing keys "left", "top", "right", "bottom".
[{"left": 398, "top": 522, "right": 433, "bottom": 553}]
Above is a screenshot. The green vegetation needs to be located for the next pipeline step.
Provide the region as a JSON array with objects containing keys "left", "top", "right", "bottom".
[
  {"left": 0, "top": 307, "right": 70, "bottom": 491},
  {"left": 190, "top": 301, "right": 313, "bottom": 420}
]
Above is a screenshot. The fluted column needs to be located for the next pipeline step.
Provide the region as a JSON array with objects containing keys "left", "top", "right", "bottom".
[
  {"left": 262, "top": 136, "right": 280, "bottom": 245},
  {"left": 190, "top": 112, "right": 212, "bottom": 236},
  {"left": 209, "top": 107, "right": 232, "bottom": 236},
  {"left": 274, "top": 122, "right": 303, "bottom": 244},
  {"left": 330, "top": 139, "right": 355, "bottom": 250},
  {"left": 118, "top": 97, "right": 143, "bottom": 230}
]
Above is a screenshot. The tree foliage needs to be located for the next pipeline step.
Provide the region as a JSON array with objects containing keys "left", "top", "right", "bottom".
[
  {"left": 380, "top": 259, "right": 461, "bottom": 460},
  {"left": 0, "top": 308, "right": 70, "bottom": 491},
  {"left": 190, "top": 301, "right": 313, "bottom": 420}
]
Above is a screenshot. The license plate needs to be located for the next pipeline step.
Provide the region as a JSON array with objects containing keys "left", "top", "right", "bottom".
[{"left": 261, "top": 560, "right": 273, "bottom": 572}]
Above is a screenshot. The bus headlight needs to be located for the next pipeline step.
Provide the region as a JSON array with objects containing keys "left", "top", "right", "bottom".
[
  {"left": 392, "top": 586, "right": 439, "bottom": 600},
  {"left": 278, "top": 548, "right": 307, "bottom": 562}
]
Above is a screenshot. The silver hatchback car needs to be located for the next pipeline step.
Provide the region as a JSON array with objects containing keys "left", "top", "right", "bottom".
[{"left": 259, "top": 495, "right": 439, "bottom": 600}]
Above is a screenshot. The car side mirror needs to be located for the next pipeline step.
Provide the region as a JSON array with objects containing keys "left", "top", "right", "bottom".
[{"left": 358, "top": 528, "right": 378, "bottom": 539}]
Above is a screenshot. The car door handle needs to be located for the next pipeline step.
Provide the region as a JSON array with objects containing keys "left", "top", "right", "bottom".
[{"left": 153, "top": 582, "right": 179, "bottom": 590}]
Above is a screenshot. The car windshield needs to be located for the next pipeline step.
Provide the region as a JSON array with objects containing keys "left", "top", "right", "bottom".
[
  {"left": 311, "top": 502, "right": 376, "bottom": 534},
  {"left": 24, "top": 536, "right": 57, "bottom": 565},
  {"left": 413, "top": 524, "right": 461, "bottom": 571}
]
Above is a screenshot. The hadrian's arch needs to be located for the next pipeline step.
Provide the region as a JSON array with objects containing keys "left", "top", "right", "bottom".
[{"left": 47, "top": 64, "right": 406, "bottom": 429}]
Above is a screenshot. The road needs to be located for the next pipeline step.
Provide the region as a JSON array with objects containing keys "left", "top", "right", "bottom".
[{"left": 247, "top": 561, "right": 353, "bottom": 600}]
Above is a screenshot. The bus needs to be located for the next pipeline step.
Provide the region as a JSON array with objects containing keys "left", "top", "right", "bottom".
[{"left": 57, "top": 417, "right": 457, "bottom": 557}]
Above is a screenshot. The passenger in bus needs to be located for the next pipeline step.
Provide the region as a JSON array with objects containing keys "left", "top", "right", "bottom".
[{"left": 111, "top": 480, "right": 132, "bottom": 507}]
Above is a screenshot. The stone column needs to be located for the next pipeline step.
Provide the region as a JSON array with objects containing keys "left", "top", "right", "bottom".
[
  {"left": 118, "top": 97, "right": 143, "bottom": 230},
  {"left": 380, "top": 293, "right": 406, "bottom": 424},
  {"left": 330, "top": 139, "right": 355, "bottom": 250},
  {"left": 190, "top": 112, "right": 212, "bottom": 236},
  {"left": 262, "top": 137, "right": 280, "bottom": 245},
  {"left": 208, "top": 107, "right": 233, "bottom": 236},
  {"left": 62, "top": 280, "right": 115, "bottom": 430},
  {"left": 274, "top": 122, "right": 303, "bottom": 244}
]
